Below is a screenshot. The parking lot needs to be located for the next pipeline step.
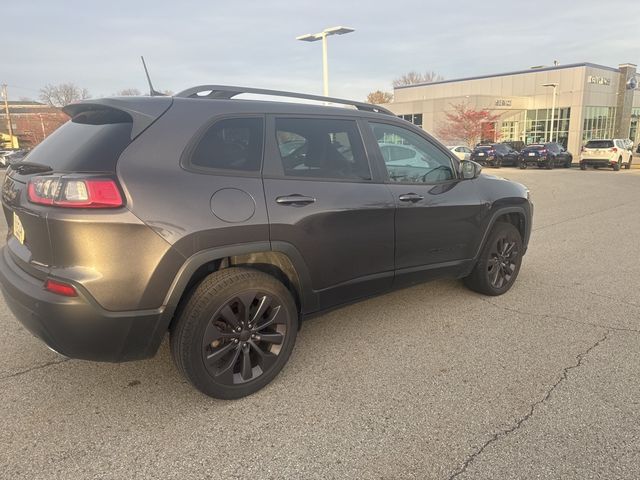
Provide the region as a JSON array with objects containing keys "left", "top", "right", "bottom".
[{"left": 1, "top": 167, "right": 639, "bottom": 480}]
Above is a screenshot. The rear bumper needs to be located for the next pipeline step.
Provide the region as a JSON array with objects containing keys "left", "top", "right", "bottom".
[
  {"left": 580, "top": 158, "right": 613, "bottom": 167},
  {"left": 0, "top": 246, "right": 168, "bottom": 362},
  {"left": 520, "top": 155, "right": 548, "bottom": 165},
  {"left": 473, "top": 156, "right": 499, "bottom": 166}
]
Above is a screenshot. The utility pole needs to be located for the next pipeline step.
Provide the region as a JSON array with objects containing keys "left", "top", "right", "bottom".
[{"left": 2, "top": 84, "right": 16, "bottom": 148}]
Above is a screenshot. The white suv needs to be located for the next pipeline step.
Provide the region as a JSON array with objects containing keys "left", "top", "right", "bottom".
[{"left": 579, "top": 139, "right": 633, "bottom": 171}]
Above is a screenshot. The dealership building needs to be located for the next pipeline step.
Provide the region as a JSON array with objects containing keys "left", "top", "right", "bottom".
[{"left": 388, "top": 62, "right": 640, "bottom": 156}]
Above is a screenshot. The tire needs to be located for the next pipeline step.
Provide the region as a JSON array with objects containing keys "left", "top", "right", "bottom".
[
  {"left": 564, "top": 157, "right": 572, "bottom": 168},
  {"left": 464, "top": 222, "right": 523, "bottom": 296},
  {"left": 170, "top": 267, "right": 298, "bottom": 399},
  {"left": 495, "top": 158, "right": 502, "bottom": 168},
  {"left": 625, "top": 156, "right": 632, "bottom": 169},
  {"left": 519, "top": 161, "right": 527, "bottom": 169},
  {"left": 546, "top": 158, "right": 554, "bottom": 170},
  {"left": 613, "top": 157, "right": 621, "bottom": 171},
  {"left": 580, "top": 162, "right": 587, "bottom": 170}
]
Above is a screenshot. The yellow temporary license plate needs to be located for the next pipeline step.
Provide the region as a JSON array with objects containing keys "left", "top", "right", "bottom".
[{"left": 13, "top": 212, "right": 25, "bottom": 244}]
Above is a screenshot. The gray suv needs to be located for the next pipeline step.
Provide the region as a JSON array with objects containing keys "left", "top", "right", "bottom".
[{"left": 0, "top": 86, "right": 533, "bottom": 398}]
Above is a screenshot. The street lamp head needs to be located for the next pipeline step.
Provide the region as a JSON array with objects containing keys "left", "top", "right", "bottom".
[
  {"left": 296, "top": 33, "right": 321, "bottom": 42},
  {"left": 323, "top": 26, "right": 355, "bottom": 36}
]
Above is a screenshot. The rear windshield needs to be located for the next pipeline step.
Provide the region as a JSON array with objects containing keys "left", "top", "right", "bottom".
[
  {"left": 585, "top": 140, "right": 613, "bottom": 149},
  {"left": 475, "top": 145, "right": 494, "bottom": 150},
  {"left": 524, "top": 144, "right": 545, "bottom": 150},
  {"left": 21, "top": 109, "right": 133, "bottom": 172}
]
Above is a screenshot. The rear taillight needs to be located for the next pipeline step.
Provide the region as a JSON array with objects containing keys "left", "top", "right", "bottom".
[
  {"left": 611, "top": 147, "right": 618, "bottom": 153},
  {"left": 581, "top": 146, "right": 585, "bottom": 152},
  {"left": 540, "top": 149, "right": 547, "bottom": 154},
  {"left": 28, "top": 176, "right": 123, "bottom": 208},
  {"left": 44, "top": 279, "right": 77, "bottom": 297}
]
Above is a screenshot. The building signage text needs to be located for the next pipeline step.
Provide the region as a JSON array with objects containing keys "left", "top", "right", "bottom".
[
  {"left": 495, "top": 99, "right": 512, "bottom": 107},
  {"left": 587, "top": 75, "right": 611, "bottom": 86}
]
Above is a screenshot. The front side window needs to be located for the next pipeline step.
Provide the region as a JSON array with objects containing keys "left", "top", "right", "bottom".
[
  {"left": 369, "top": 122, "right": 455, "bottom": 183},
  {"left": 275, "top": 118, "right": 371, "bottom": 180},
  {"left": 190, "top": 117, "right": 264, "bottom": 172}
]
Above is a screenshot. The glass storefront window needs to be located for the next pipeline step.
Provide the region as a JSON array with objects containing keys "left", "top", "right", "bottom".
[
  {"left": 629, "top": 108, "right": 640, "bottom": 144},
  {"left": 398, "top": 114, "right": 423, "bottom": 128},
  {"left": 582, "top": 106, "right": 616, "bottom": 142},
  {"left": 519, "top": 107, "right": 571, "bottom": 148}
]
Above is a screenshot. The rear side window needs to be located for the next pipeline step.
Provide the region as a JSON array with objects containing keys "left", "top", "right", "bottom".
[
  {"left": 275, "top": 118, "right": 371, "bottom": 180},
  {"left": 21, "top": 109, "right": 133, "bottom": 172},
  {"left": 585, "top": 140, "right": 613, "bottom": 149},
  {"left": 190, "top": 117, "right": 264, "bottom": 172}
]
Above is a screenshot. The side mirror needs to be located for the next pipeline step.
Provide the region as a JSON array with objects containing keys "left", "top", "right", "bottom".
[{"left": 460, "top": 160, "right": 482, "bottom": 179}]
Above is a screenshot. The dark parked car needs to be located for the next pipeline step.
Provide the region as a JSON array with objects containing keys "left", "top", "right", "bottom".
[
  {"left": 504, "top": 140, "right": 525, "bottom": 152},
  {"left": 0, "top": 86, "right": 533, "bottom": 399},
  {"left": 519, "top": 142, "right": 572, "bottom": 169},
  {"left": 470, "top": 143, "right": 519, "bottom": 167}
]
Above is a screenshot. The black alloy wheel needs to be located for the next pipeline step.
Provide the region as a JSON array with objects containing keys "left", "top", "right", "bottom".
[
  {"left": 486, "top": 236, "right": 519, "bottom": 289},
  {"left": 171, "top": 267, "right": 298, "bottom": 399},
  {"left": 463, "top": 222, "right": 523, "bottom": 296},
  {"left": 201, "top": 290, "right": 288, "bottom": 385}
]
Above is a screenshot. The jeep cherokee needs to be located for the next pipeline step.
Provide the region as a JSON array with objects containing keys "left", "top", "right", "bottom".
[{"left": 0, "top": 86, "right": 533, "bottom": 399}]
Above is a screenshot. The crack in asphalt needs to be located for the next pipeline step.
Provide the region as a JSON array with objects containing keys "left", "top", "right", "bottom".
[
  {"left": 447, "top": 330, "right": 611, "bottom": 480},
  {"left": 478, "top": 297, "right": 640, "bottom": 335},
  {"left": 0, "top": 357, "right": 70, "bottom": 381}
]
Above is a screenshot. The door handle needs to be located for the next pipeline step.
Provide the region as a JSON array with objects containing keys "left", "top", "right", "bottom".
[
  {"left": 398, "top": 193, "right": 424, "bottom": 203},
  {"left": 276, "top": 194, "right": 316, "bottom": 206}
]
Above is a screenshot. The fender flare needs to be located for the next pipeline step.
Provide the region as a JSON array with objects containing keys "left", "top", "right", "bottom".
[
  {"left": 472, "top": 205, "right": 531, "bottom": 261},
  {"left": 159, "top": 241, "right": 317, "bottom": 322}
]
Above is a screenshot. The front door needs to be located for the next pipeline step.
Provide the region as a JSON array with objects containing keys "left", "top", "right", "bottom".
[
  {"left": 363, "top": 120, "right": 486, "bottom": 287},
  {"left": 263, "top": 115, "right": 395, "bottom": 311}
]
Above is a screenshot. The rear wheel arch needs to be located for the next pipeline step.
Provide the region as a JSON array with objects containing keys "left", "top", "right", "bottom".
[{"left": 164, "top": 245, "right": 314, "bottom": 334}]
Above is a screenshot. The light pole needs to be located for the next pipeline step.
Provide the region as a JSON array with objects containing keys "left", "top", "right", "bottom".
[
  {"left": 296, "top": 26, "right": 355, "bottom": 97},
  {"left": 542, "top": 83, "right": 558, "bottom": 142}
]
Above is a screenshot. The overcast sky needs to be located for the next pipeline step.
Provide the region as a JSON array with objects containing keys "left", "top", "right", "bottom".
[{"left": 5, "top": 0, "right": 640, "bottom": 102}]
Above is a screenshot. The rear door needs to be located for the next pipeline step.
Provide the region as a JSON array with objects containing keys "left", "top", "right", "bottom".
[
  {"left": 263, "top": 115, "right": 395, "bottom": 311},
  {"left": 362, "top": 120, "right": 485, "bottom": 287}
]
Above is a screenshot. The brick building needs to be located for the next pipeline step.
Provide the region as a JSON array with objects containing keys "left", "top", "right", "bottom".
[{"left": 1, "top": 101, "right": 68, "bottom": 149}]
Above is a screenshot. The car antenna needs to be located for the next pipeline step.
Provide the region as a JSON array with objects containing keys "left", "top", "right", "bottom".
[{"left": 141, "top": 56, "right": 165, "bottom": 96}]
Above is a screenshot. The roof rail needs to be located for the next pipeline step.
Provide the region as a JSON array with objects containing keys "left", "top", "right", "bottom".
[{"left": 174, "top": 85, "right": 394, "bottom": 115}]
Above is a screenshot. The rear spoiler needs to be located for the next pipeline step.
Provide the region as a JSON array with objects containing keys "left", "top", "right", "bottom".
[{"left": 63, "top": 97, "right": 173, "bottom": 139}]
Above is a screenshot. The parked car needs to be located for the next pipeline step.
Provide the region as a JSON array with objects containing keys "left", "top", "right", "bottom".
[
  {"left": 448, "top": 145, "right": 472, "bottom": 161},
  {"left": 519, "top": 142, "right": 572, "bottom": 169},
  {"left": 5, "top": 150, "right": 29, "bottom": 166},
  {"left": 503, "top": 140, "right": 525, "bottom": 152},
  {"left": 579, "top": 139, "right": 632, "bottom": 171},
  {"left": 0, "top": 149, "right": 29, "bottom": 167},
  {"left": 0, "top": 86, "right": 533, "bottom": 399},
  {"left": 470, "top": 143, "right": 519, "bottom": 167}
]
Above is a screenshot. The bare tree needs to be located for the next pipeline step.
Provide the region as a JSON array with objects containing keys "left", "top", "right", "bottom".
[
  {"left": 366, "top": 90, "right": 393, "bottom": 104},
  {"left": 116, "top": 88, "right": 141, "bottom": 96},
  {"left": 392, "top": 70, "right": 444, "bottom": 88},
  {"left": 39, "top": 83, "right": 91, "bottom": 107}
]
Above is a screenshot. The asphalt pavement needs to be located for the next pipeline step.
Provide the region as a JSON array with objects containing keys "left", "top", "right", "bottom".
[{"left": 1, "top": 167, "right": 639, "bottom": 480}]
